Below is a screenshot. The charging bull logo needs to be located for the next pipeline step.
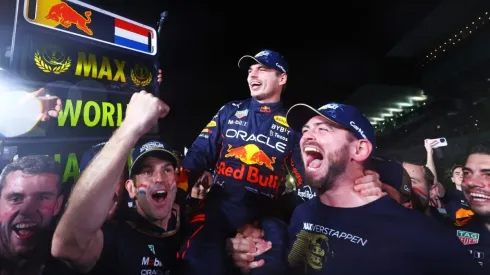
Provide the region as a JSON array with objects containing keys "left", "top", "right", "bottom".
[
  {"left": 225, "top": 144, "right": 276, "bottom": 171},
  {"left": 46, "top": 2, "right": 93, "bottom": 36},
  {"left": 216, "top": 144, "right": 279, "bottom": 189}
]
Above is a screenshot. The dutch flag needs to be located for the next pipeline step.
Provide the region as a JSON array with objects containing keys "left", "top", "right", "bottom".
[{"left": 114, "top": 18, "right": 156, "bottom": 53}]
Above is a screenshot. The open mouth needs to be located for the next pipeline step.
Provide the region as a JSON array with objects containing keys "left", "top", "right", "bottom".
[
  {"left": 12, "top": 222, "right": 38, "bottom": 240},
  {"left": 250, "top": 81, "right": 262, "bottom": 89},
  {"left": 304, "top": 146, "right": 324, "bottom": 171},
  {"left": 151, "top": 190, "right": 168, "bottom": 203},
  {"left": 469, "top": 192, "right": 490, "bottom": 202}
]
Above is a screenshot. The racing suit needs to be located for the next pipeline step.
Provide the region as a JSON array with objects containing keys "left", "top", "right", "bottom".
[{"left": 178, "top": 98, "right": 304, "bottom": 274}]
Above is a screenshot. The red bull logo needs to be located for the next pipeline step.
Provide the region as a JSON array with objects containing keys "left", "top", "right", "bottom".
[
  {"left": 260, "top": 106, "right": 271, "bottom": 113},
  {"left": 217, "top": 144, "right": 279, "bottom": 189},
  {"left": 46, "top": 2, "right": 94, "bottom": 36},
  {"left": 224, "top": 144, "right": 276, "bottom": 171}
]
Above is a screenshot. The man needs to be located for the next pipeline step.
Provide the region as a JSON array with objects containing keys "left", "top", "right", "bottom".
[
  {"left": 285, "top": 102, "right": 482, "bottom": 274},
  {"left": 180, "top": 50, "right": 385, "bottom": 275},
  {"left": 402, "top": 162, "right": 452, "bottom": 226},
  {"left": 179, "top": 49, "right": 304, "bottom": 274},
  {"left": 457, "top": 144, "right": 490, "bottom": 269},
  {"left": 0, "top": 155, "right": 70, "bottom": 275},
  {"left": 51, "top": 91, "right": 182, "bottom": 274},
  {"left": 444, "top": 164, "right": 474, "bottom": 225}
]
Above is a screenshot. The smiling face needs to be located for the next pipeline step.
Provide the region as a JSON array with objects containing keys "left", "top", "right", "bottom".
[
  {"left": 0, "top": 171, "right": 62, "bottom": 258},
  {"left": 247, "top": 64, "right": 287, "bottom": 101},
  {"left": 299, "top": 115, "right": 359, "bottom": 194},
  {"left": 127, "top": 156, "right": 178, "bottom": 222},
  {"left": 462, "top": 153, "right": 490, "bottom": 217}
]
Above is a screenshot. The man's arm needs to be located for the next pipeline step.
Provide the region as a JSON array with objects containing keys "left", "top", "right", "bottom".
[
  {"left": 182, "top": 104, "right": 228, "bottom": 187},
  {"left": 51, "top": 91, "right": 169, "bottom": 272},
  {"left": 424, "top": 139, "right": 445, "bottom": 198}
]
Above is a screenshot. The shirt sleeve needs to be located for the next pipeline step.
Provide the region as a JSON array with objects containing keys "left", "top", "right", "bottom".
[{"left": 182, "top": 104, "right": 228, "bottom": 187}]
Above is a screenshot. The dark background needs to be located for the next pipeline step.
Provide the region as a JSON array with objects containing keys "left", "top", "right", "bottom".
[{"left": 78, "top": 0, "right": 444, "bottom": 151}]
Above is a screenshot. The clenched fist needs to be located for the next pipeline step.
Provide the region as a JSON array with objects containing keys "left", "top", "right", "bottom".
[{"left": 122, "top": 91, "right": 170, "bottom": 137}]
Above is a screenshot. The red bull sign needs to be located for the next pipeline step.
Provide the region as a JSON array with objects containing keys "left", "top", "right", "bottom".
[
  {"left": 216, "top": 144, "right": 279, "bottom": 188},
  {"left": 45, "top": 2, "right": 93, "bottom": 35},
  {"left": 23, "top": 0, "right": 157, "bottom": 55}
]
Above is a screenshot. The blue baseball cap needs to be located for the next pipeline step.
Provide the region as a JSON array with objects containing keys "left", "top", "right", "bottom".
[
  {"left": 238, "top": 49, "right": 289, "bottom": 74},
  {"left": 130, "top": 140, "right": 178, "bottom": 177},
  {"left": 79, "top": 141, "right": 107, "bottom": 174},
  {"left": 286, "top": 102, "right": 376, "bottom": 149},
  {"left": 370, "top": 156, "right": 412, "bottom": 200}
]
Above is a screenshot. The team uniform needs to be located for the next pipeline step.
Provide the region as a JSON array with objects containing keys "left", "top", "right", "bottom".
[
  {"left": 284, "top": 103, "right": 483, "bottom": 275},
  {"left": 89, "top": 207, "right": 182, "bottom": 275},
  {"left": 79, "top": 140, "right": 185, "bottom": 275},
  {"left": 443, "top": 188, "right": 474, "bottom": 225},
  {"left": 179, "top": 49, "right": 304, "bottom": 275},
  {"left": 288, "top": 196, "right": 483, "bottom": 274},
  {"left": 454, "top": 217, "right": 490, "bottom": 270}
]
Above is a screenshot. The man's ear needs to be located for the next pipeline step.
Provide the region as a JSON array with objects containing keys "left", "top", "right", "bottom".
[
  {"left": 279, "top": 73, "right": 287, "bottom": 86},
  {"left": 352, "top": 140, "right": 373, "bottom": 162},
  {"left": 126, "top": 179, "right": 136, "bottom": 199}
]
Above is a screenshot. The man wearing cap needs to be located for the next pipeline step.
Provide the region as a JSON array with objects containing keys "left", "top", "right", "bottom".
[
  {"left": 179, "top": 51, "right": 386, "bottom": 274},
  {"left": 285, "top": 102, "right": 482, "bottom": 274},
  {"left": 51, "top": 91, "right": 182, "bottom": 274}
]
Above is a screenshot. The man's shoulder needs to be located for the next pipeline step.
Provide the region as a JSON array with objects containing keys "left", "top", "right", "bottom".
[
  {"left": 291, "top": 197, "right": 317, "bottom": 220},
  {"left": 221, "top": 99, "right": 251, "bottom": 110}
]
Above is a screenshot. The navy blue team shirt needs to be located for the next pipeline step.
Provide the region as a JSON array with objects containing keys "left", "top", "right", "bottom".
[{"left": 288, "top": 196, "right": 483, "bottom": 274}]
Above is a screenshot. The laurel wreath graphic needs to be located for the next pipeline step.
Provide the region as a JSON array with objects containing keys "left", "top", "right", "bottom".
[
  {"left": 131, "top": 69, "right": 152, "bottom": 87},
  {"left": 34, "top": 51, "right": 71, "bottom": 75}
]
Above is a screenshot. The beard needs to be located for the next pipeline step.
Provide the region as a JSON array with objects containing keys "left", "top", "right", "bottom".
[{"left": 306, "top": 144, "right": 350, "bottom": 194}]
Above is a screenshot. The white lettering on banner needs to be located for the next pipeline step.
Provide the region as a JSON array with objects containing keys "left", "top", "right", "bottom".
[
  {"left": 349, "top": 121, "right": 367, "bottom": 139},
  {"left": 225, "top": 129, "right": 287, "bottom": 153},
  {"left": 302, "top": 223, "right": 368, "bottom": 246}
]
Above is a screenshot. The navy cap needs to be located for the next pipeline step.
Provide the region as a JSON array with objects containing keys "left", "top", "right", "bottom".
[
  {"left": 238, "top": 49, "right": 288, "bottom": 74},
  {"left": 286, "top": 102, "right": 376, "bottom": 149},
  {"left": 130, "top": 140, "right": 178, "bottom": 177},
  {"left": 370, "top": 156, "right": 412, "bottom": 199},
  {"left": 79, "top": 142, "right": 107, "bottom": 174}
]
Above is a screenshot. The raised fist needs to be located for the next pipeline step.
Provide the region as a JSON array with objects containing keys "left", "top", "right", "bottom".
[{"left": 122, "top": 90, "right": 170, "bottom": 137}]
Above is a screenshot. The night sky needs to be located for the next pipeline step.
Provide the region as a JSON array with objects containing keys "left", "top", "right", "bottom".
[{"left": 82, "top": 0, "right": 441, "bottom": 151}]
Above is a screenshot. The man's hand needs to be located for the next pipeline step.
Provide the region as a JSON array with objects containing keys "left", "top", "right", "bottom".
[
  {"left": 354, "top": 170, "right": 386, "bottom": 197},
  {"left": 190, "top": 171, "right": 213, "bottom": 199},
  {"left": 121, "top": 90, "right": 170, "bottom": 137},
  {"left": 227, "top": 231, "right": 272, "bottom": 274},
  {"left": 424, "top": 139, "right": 438, "bottom": 153},
  {"left": 31, "top": 88, "right": 62, "bottom": 121}
]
